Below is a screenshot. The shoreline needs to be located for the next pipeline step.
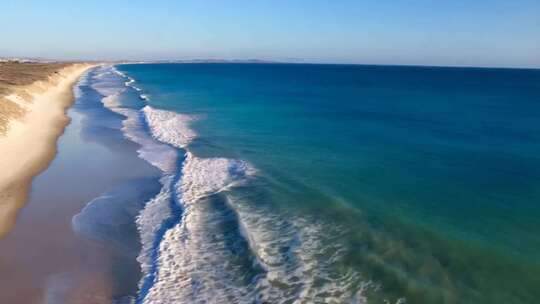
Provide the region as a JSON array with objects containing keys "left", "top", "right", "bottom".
[
  {"left": 0, "top": 63, "right": 96, "bottom": 238},
  {"left": 0, "top": 65, "right": 161, "bottom": 303}
]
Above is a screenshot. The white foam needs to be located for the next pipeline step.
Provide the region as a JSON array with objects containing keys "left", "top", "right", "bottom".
[
  {"left": 180, "top": 152, "right": 256, "bottom": 202},
  {"left": 141, "top": 153, "right": 257, "bottom": 303},
  {"left": 111, "top": 66, "right": 126, "bottom": 77},
  {"left": 142, "top": 106, "right": 197, "bottom": 148},
  {"left": 124, "top": 77, "right": 143, "bottom": 92},
  {"left": 92, "top": 68, "right": 178, "bottom": 173},
  {"left": 229, "top": 197, "right": 367, "bottom": 303},
  {"left": 136, "top": 175, "right": 174, "bottom": 276},
  {"left": 118, "top": 107, "right": 178, "bottom": 173},
  {"left": 139, "top": 94, "right": 149, "bottom": 101},
  {"left": 91, "top": 67, "right": 126, "bottom": 97},
  {"left": 101, "top": 94, "right": 122, "bottom": 108},
  {"left": 142, "top": 189, "right": 370, "bottom": 303}
]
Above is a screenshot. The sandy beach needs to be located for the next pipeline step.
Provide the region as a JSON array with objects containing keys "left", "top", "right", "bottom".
[
  {"left": 0, "top": 63, "right": 95, "bottom": 238},
  {"left": 0, "top": 66, "right": 161, "bottom": 302}
]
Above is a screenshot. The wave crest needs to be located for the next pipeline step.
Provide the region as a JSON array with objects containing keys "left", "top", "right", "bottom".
[
  {"left": 143, "top": 106, "right": 197, "bottom": 148},
  {"left": 181, "top": 152, "right": 256, "bottom": 203}
]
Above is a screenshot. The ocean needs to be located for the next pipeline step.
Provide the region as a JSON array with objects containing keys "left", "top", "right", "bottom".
[{"left": 75, "top": 63, "right": 540, "bottom": 303}]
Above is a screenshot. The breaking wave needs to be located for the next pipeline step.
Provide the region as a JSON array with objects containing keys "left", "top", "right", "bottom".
[
  {"left": 89, "top": 65, "right": 386, "bottom": 304},
  {"left": 142, "top": 106, "right": 197, "bottom": 149}
]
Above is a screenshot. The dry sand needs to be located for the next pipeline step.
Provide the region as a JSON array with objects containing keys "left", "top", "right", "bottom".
[{"left": 0, "top": 63, "right": 96, "bottom": 238}]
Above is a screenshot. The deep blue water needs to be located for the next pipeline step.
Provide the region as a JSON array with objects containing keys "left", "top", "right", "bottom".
[{"left": 111, "top": 63, "right": 540, "bottom": 303}]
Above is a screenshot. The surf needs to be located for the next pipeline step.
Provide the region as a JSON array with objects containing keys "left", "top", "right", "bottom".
[{"left": 96, "top": 65, "right": 388, "bottom": 304}]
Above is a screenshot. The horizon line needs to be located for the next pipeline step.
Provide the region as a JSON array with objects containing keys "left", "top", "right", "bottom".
[{"left": 2, "top": 56, "right": 539, "bottom": 70}]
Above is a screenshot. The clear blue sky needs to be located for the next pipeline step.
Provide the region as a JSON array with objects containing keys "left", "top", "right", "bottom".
[{"left": 1, "top": 0, "right": 539, "bottom": 68}]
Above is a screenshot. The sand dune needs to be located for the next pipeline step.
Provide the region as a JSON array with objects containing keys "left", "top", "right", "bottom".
[{"left": 0, "top": 63, "right": 96, "bottom": 238}]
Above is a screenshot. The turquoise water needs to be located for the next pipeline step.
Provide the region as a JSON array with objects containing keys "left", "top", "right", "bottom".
[{"left": 109, "top": 64, "right": 539, "bottom": 303}]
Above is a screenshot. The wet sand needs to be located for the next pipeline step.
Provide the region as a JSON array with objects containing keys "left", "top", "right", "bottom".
[
  {"left": 0, "top": 69, "right": 161, "bottom": 303},
  {"left": 0, "top": 63, "right": 94, "bottom": 238}
]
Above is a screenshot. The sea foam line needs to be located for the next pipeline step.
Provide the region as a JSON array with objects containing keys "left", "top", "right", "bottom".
[
  {"left": 140, "top": 152, "right": 259, "bottom": 303},
  {"left": 108, "top": 65, "right": 385, "bottom": 304},
  {"left": 138, "top": 103, "right": 365, "bottom": 302},
  {"left": 91, "top": 66, "right": 187, "bottom": 302},
  {"left": 136, "top": 93, "right": 263, "bottom": 302},
  {"left": 135, "top": 159, "right": 185, "bottom": 304}
]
